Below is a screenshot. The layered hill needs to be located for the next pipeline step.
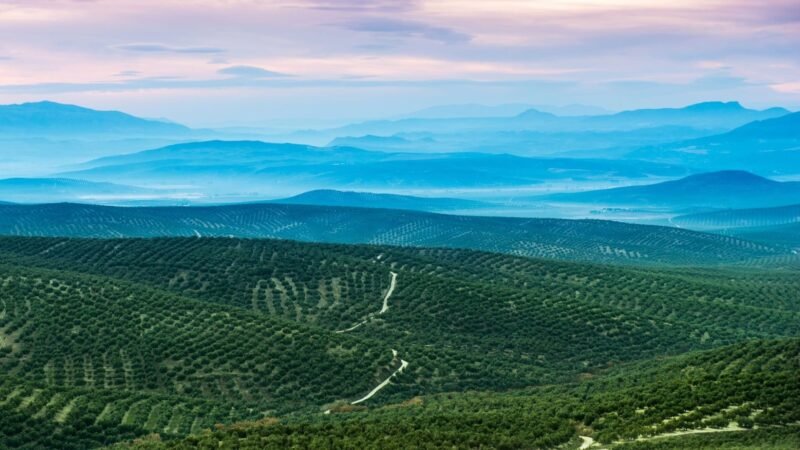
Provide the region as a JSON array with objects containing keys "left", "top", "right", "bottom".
[
  {"left": 1, "top": 236, "right": 798, "bottom": 448},
  {"left": 0, "top": 202, "right": 786, "bottom": 265},
  {"left": 0, "top": 101, "right": 191, "bottom": 137},
  {"left": 728, "top": 223, "right": 800, "bottom": 250},
  {"left": 293, "top": 102, "right": 792, "bottom": 161},
  {"left": 592, "top": 101, "right": 789, "bottom": 130},
  {"left": 297, "top": 102, "right": 789, "bottom": 144},
  {"left": 61, "top": 140, "right": 688, "bottom": 191},
  {"left": 0, "top": 101, "right": 203, "bottom": 177},
  {"left": 628, "top": 112, "right": 800, "bottom": 173},
  {"left": 547, "top": 171, "right": 800, "bottom": 209},
  {"left": 675, "top": 204, "right": 800, "bottom": 230},
  {"left": 328, "top": 126, "right": 715, "bottom": 156},
  {"left": 271, "top": 190, "right": 487, "bottom": 212}
]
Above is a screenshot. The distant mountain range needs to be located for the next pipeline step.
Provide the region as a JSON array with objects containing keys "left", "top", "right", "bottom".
[
  {"left": 398, "top": 103, "right": 611, "bottom": 119},
  {"left": 0, "top": 101, "right": 192, "bottom": 137},
  {"left": 546, "top": 171, "right": 800, "bottom": 209},
  {"left": 0, "top": 101, "right": 213, "bottom": 177},
  {"left": 0, "top": 202, "right": 785, "bottom": 265},
  {"left": 272, "top": 189, "right": 488, "bottom": 212},
  {"left": 628, "top": 112, "right": 800, "bottom": 172},
  {"left": 318, "top": 102, "right": 793, "bottom": 159},
  {"left": 291, "top": 101, "right": 790, "bottom": 147},
  {"left": 589, "top": 101, "right": 789, "bottom": 130},
  {"left": 328, "top": 126, "right": 714, "bottom": 156},
  {"left": 61, "top": 140, "right": 689, "bottom": 192}
]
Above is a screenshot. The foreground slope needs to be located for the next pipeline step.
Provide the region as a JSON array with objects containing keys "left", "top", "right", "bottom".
[
  {"left": 0, "top": 236, "right": 798, "bottom": 448},
  {"left": 116, "top": 339, "right": 800, "bottom": 449},
  {"left": 0, "top": 203, "right": 785, "bottom": 266},
  {"left": 0, "top": 258, "right": 396, "bottom": 448}
]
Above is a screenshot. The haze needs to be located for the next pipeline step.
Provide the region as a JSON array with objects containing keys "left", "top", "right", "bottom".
[{"left": 1, "top": 0, "right": 799, "bottom": 127}]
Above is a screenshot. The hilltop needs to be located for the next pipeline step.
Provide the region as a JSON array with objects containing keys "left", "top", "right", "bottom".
[
  {"left": 547, "top": 170, "right": 800, "bottom": 209},
  {"left": 271, "top": 189, "right": 487, "bottom": 212},
  {"left": 0, "top": 101, "right": 191, "bottom": 137}
]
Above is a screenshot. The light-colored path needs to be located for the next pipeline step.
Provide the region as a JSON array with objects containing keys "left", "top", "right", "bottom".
[
  {"left": 335, "top": 272, "right": 397, "bottom": 333},
  {"left": 579, "top": 436, "right": 595, "bottom": 449},
  {"left": 379, "top": 272, "right": 398, "bottom": 314},
  {"left": 351, "top": 350, "right": 408, "bottom": 405},
  {"left": 632, "top": 425, "right": 747, "bottom": 442}
]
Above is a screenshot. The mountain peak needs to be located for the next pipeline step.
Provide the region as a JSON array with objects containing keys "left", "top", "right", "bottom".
[
  {"left": 515, "top": 108, "right": 558, "bottom": 119},
  {"left": 684, "top": 101, "right": 744, "bottom": 112},
  {"left": 11, "top": 100, "right": 90, "bottom": 111},
  {"left": 680, "top": 170, "right": 776, "bottom": 186},
  {"left": 0, "top": 100, "right": 190, "bottom": 135}
]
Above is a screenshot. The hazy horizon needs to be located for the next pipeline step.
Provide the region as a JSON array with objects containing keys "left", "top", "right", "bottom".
[{"left": 1, "top": 0, "right": 798, "bottom": 127}]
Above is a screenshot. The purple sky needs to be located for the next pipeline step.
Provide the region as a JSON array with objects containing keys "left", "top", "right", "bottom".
[{"left": 0, "top": 0, "right": 798, "bottom": 126}]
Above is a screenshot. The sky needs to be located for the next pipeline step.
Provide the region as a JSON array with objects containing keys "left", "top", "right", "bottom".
[{"left": 0, "top": 0, "right": 798, "bottom": 127}]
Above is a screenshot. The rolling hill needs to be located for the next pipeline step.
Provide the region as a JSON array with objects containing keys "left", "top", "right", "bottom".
[
  {"left": 547, "top": 171, "right": 800, "bottom": 209},
  {"left": 728, "top": 223, "right": 800, "bottom": 250},
  {"left": 0, "top": 236, "right": 797, "bottom": 448},
  {"left": 0, "top": 202, "right": 785, "bottom": 265},
  {"left": 675, "top": 204, "right": 800, "bottom": 230},
  {"left": 271, "top": 189, "right": 487, "bottom": 212},
  {"left": 114, "top": 339, "right": 800, "bottom": 450}
]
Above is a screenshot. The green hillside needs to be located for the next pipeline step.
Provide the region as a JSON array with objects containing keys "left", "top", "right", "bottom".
[
  {"left": 728, "top": 223, "right": 800, "bottom": 249},
  {"left": 0, "top": 262, "right": 399, "bottom": 448},
  {"left": 114, "top": 339, "right": 800, "bottom": 449},
  {"left": 0, "top": 203, "right": 786, "bottom": 266},
  {"left": 0, "top": 236, "right": 797, "bottom": 448},
  {"left": 675, "top": 204, "right": 800, "bottom": 230}
]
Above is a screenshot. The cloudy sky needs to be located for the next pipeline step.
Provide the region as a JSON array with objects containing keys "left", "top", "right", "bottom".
[{"left": 0, "top": 0, "right": 798, "bottom": 126}]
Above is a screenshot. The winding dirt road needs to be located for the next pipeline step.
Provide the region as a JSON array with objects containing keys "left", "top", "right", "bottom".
[
  {"left": 351, "top": 350, "right": 408, "bottom": 405},
  {"left": 335, "top": 271, "right": 397, "bottom": 333}
]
